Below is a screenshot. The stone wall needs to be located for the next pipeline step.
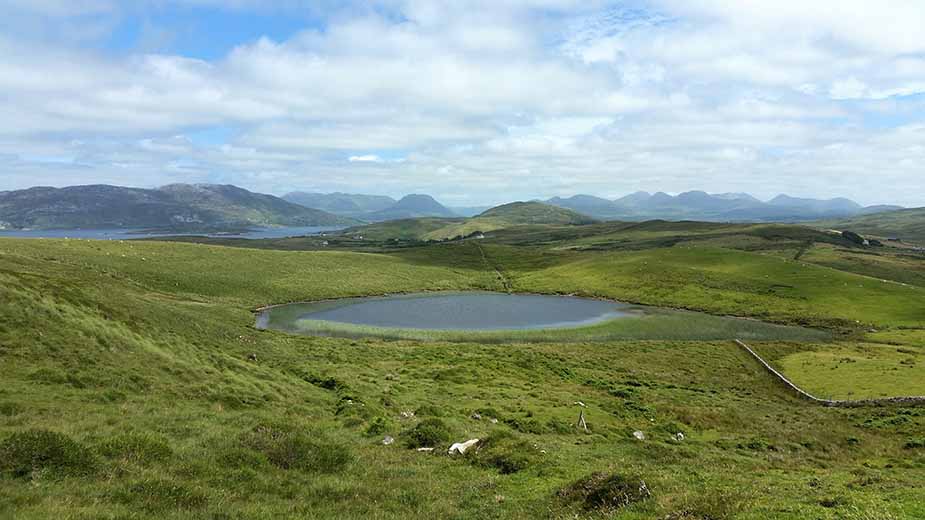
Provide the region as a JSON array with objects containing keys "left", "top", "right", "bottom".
[{"left": 734, "top": 340, "right": 925, "bottom": 408}]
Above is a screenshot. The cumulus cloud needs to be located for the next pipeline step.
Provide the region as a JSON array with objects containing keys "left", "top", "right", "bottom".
[
  {"left": 348, "top": 155, "right": 383, "bottom": 163},
  {"left": 0, "top": 0, "right": 922, "bottom": 206}
]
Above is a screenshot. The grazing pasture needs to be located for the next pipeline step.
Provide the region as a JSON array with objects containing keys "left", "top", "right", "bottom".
[{"left": 2, "top": 224, "right": 925, "bottom": 518}]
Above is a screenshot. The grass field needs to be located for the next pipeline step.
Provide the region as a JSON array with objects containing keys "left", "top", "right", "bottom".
[
  {"left": 2, "top": 228, "right": 925, "bottom": 519},
  {"left": 774, "top": 343, "right": 925, "bottom": 400}
]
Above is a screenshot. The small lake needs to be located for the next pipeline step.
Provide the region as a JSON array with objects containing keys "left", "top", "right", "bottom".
[
  {"left": 257, "top": 292, "right": 642, "bottom": 332},
  {"left": 0, "top": 226, "right": 344, "bottom": 241}
]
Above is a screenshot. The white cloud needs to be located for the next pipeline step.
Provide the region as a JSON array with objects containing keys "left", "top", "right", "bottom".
[
  {"left": 0, "top": 1, "right": 922, "bottom": 206},
  {"left": 348, "top": 155, "right": 382, "bottom": 163}
]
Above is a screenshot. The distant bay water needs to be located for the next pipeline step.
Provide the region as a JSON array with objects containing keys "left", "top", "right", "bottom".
[{"left": 0, "top": 226, "right": 344, "bottom": 240}]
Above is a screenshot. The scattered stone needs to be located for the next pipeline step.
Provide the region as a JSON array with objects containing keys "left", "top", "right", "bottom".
[
  {"left": 416, "top": 447, "right": 434, "bottom": 453},
  {"left": 675, "top": 432, "right": 685, "bottom": 442},
  {"left": 400, "top": 411, "right": 415, "bottom": 419},
  {"left": 470, "top": 412, "right": 482, "bottom": 421},
  {"left": 448, "top": 439, "right": 480, "bottom": 455},
  {"left": 632, "top": 431, "right": 646, "bottom": 441},
  {"left": 247, "top": 353, "right": 258, "bottom": 362},
  {"left": 489, "top": 418, "right": 498, "bottom": 424},
  {"left": 382, "top": 436, "right": 394, "bottom": 446}
]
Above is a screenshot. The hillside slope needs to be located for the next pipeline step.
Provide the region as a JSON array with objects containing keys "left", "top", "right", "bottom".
[
  {"left": 815, "top": 207, "right": 925, "bottom": 244},
  {"left": 0, "top": 184, "right": 357, "bottom": 230},
  {"left": 421, "top": 202, "right": 597, "bottom": 241}
]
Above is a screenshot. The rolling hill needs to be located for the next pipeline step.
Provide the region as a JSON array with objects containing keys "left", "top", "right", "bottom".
[
  {"left": 342, "top": 201, "right": 597, "bottom": 242},
  {"left": 0, "top": 184, "right": 357, "bottom": 230},
  {"left": 815, "top": 207, "right": 925, "bottom": 244}
]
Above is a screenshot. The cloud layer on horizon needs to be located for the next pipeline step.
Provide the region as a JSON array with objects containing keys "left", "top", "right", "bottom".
[{"left": 0, "top": 0, "right": 923, "bottom": 206}]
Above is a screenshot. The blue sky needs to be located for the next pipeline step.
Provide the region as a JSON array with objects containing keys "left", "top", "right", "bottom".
[{"left": 0, "top": 0, "right": 923, "bottom": 206}]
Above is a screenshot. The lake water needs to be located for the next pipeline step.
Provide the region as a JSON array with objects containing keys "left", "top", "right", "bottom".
[
  {"left": 0, "top": 226, "right": 344, "bottom": 240},
  {"left": 257, "top": 292, "right": 641, "bottom": 332}
]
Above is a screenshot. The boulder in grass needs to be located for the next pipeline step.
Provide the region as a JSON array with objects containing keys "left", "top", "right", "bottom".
[
  {"left": 632, "top": 431, "right": 645, "bottom": 441},
  {"left": 448, "top": 439, "right": 479, "bottom": 455}
]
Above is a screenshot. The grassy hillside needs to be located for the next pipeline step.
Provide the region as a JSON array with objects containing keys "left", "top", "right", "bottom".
[
  {"left": 815, "top": 207, "right": 925, "bottom": 244},
  {"left": 505, "top": 244, "right": 925, "bottom": 328},
  {"left": 341, "top": 218, "right": 463, "bottom": 241},
  {"left": 421, "top": 202, "right": 597, "bottom": 241},
  {"left": 2, "top": 236, "right": 925, "bottom": 518},
  {"left": 337, "top": 202, "right": 597, "bottom": 242}
]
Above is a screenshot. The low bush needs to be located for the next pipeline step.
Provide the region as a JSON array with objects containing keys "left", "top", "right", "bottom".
[
  {"left": 414, "top": 404, "right": 444, "bottom": 417},
  {"left": 402, "top": 418, "right": 451, "bottom": 449},
  {"left": 504, "top": 416, "right": 548, "bottom": 434},
  {"left": 239, "top": 423, "right": 352, "bottom": 473},
  {"left": 557, "top": 472, "right": 651, "bottom": 513},
  {"left": 365, "top": 417, "right": 390, "bottom": 437},
  {"left": 96, "top": 432, "right": 173, "bottom": 464},
  {"left": 465, "top": 430, "right": 543, "bottom": 474},
  {"left": 0, "top": 429, "right": 97, "bottom": 478},
  {"left": 0, "top": 401, "right": 23, "bottom": 416}
]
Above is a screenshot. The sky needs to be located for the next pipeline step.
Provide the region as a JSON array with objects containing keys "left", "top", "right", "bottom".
[{"left": 0, "top": 1, "right": 923, "bottom": 207}]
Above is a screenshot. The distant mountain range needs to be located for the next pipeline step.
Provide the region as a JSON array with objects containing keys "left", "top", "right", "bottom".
[
  {"left": 1, "top": 184, "right": 911, "bottom": 232},
  {"left": 284, "top": 190, "right": 903, "bottom": 224},
  {"left": 282, "top": 192, "right": 397, "bottom": 216},
  {"left": 545, "top": 191, "right": 902, "bottom": 222},
  {"left": 0, "top": 184, "right": 357, "bottom": 230},
  {"left": 284, "top": 192, "right": 457, "bottom": 222}
]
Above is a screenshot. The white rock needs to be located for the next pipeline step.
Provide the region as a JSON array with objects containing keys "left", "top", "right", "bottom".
[
  {"left": 416, "top": 447, "right": 435, "bottom": 452},
  {"left": 675, "top": 432, "right": 685, "bottom": 442},
  {"left": 382, "top": 436, "right": 394, "bottom": 446},
  {"left": 448, "top": 439, "right": 480, "bottom": 455},
  {"left": 633, "top": 430, "right": 646, "bottom": 441}
]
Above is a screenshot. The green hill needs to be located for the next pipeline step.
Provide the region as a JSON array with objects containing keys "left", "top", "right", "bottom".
[
  {"left": 477, "top": 201, "right": 598, "bottom": 225},
  {"left": 421, "top": 202, "right": 597, "bottom": 241},
  {"left": 0, "top": 184, "right": 358, "bottom": 230},
  {"left": 335, "top": 202, "right": 596, "bottom": 242},
  {"left": 340, "top": 218, "right": 462, "bottom": 241},
  {"left": 815, "top": 207, "right": 925, "bottom": 244}
]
